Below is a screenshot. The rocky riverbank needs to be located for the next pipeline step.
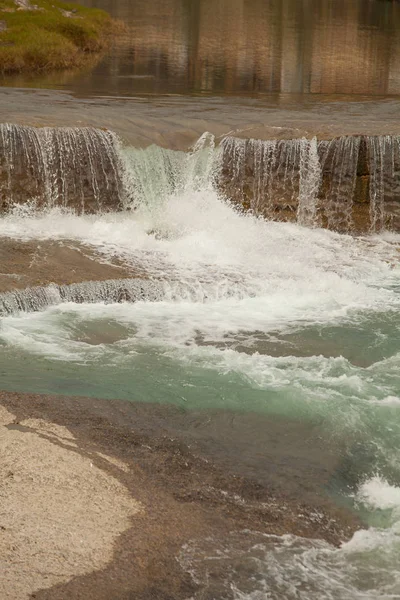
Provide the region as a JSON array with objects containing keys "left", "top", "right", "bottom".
[{"left": 0, "top": 390, "right": 359, "bottom": 600}]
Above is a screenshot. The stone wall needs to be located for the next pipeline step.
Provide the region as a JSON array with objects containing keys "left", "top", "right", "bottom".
[
  {"left": 219, "top": 135, "right": 400, "bottom": 233},
  {"left": 0, "top": 124, "right": 125, "bottom": 213},
  {"left": 0, "top": 124, "right": 399, "bottom": 234}
]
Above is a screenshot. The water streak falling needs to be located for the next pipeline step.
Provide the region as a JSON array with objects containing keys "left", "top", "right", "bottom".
[
  {"left": 317, "top": 136, "right": 361, "bottom": 232},
  {"left": 368, "top": 135, "right": 400, "bottom": 232},
  {"left": 0, "top": 123, "right": 400, "bottom": 234},
  {"left": 0, "top": 124, "right": 125, "bottom": 213},
  {"left": 297, "top": 137, "right": 321, "bottom": 227},
  {"left": 220, "top": 136, "right": 320, "bottom": 223}
]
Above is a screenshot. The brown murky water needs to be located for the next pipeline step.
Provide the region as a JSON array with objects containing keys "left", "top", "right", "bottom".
[{"left": 3, "top": 0, "right": 400, "bottom": 99}]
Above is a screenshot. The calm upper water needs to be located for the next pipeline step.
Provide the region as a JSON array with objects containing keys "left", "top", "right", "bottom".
[{"left": 4, "top": 0, "right": 400, "bottom": 99}]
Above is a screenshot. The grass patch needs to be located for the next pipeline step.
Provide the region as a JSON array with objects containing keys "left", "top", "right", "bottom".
[{"left": 0, "top": 0, "right": 119, "bottom": 74}]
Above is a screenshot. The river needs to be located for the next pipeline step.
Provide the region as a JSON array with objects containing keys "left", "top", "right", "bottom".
[
  {"left": 0, "top": 0, "right": 400, "bottom": 598},
  {"left": 4, "top": 0, "right": 400, "bottom": 100},
  {"left": 0, "top": 131, "right": 399, "bottom": 598}
]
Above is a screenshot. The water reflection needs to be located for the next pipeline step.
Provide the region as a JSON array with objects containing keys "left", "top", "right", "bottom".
[
  {"left": 68, "top": 0, "right": 400, "bottom": 98},
  {"left": 2, "top": 0, "right": 400, "bottom": 98}
]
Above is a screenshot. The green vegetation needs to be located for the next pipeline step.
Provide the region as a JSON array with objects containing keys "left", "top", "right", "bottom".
[{"left": 0, "top": 0, "right": 118, "bottom": 74}]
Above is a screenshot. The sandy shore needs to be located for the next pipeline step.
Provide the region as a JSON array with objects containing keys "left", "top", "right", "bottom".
[{"left": 0, "top": 390, "right": 359, "bottom": 600}]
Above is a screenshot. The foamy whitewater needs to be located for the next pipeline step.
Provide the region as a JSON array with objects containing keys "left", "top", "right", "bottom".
[{"left": 0, "top": 137, "right": 400, "bottom": 598}]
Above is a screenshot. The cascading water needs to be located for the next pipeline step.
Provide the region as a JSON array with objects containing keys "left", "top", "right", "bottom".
[
  {"left": 0, "top": 275, "right": 259, "bottom": 317},
  {"left": 0, "top": 122, "right": 400, "bottom": 600},
  {"left": 216, "top": 133, "right": 400, "bottom": 233},
  {"left": 0, "top": 279, "right": 162, "bottom": 316},
  {"left": 0, "top": 123, "right": 125, "bottom": 213},
  {"left": 219, "top": 136, "right": 319, "bottom": 222},
  {"left": 119, "top": 131, "right": 220, "bottom": 211},
  {"left": 0, "top": 124, "right": 399, "bottom": 234},
  {"left": 318, "top": 135, "right": 361, "bottom": 231}
]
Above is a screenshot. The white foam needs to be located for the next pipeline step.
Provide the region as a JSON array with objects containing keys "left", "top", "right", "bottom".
[
  {"left": 377, "top": 396, "right": 400, "bottom": 407},
  {"left": 0, "top": 193, "right": 398, "bottom": 330},
  {"left": 180, "top": 528, "right": 400, "bottom": 600},
  {"left": 355, "top": 476, "right": 400, "bottom": 512}
]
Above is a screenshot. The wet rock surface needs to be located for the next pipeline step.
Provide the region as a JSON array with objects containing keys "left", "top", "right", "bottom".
[
  {"left": 0, "top": 238, "right": 137, "bottom": 293},
  {"left": 0, "top": 390, "right": 359, "bottom": 600}
]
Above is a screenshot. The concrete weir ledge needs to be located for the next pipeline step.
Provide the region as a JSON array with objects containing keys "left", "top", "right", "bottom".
[
  {"left": 0, "top": 98, "right": 399, "bottom": 232},
  {"left": 0, "top": 88, "right": 400, "bottom": 149}
]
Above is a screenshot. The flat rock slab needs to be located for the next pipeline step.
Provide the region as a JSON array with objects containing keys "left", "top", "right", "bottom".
[
  {"left": 0, "top": 238, "right": 139, "bottom": 293},
  {"left": 0, "top": 390, "right": 359, "bottom": 600},
  {"left": 0, "top": 404, "right": 141, "bottom": 600}
]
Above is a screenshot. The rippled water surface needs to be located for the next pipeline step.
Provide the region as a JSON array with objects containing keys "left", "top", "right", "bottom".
[
  {"left": 5, "top": 0, "right": 400, "bottom": 99},
  {"left": 0, "top": 127, "right": 399, "bottom": 596},
  {"left": 1, "top": 191, "right": 400, "bottom": 597}
]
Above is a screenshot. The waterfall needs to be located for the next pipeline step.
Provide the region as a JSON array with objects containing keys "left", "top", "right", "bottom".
[
  {"left": 318, "top": 136, "right": 361, "bottom": 232},
  {"left": 367, "top": 135, "right": 400, "bottom": 232},
  {"left": 0, "top": 124, "right": 125, "bottom": 213},
  {"left": 219, "top": 136, "right": 315, "bottom": 221},
  {"left": 119, "top": 131, "right": 220, "bottom": 210},
  {"left": 119, "top": 145, "right": 186, "bottom": 210},
  {"left": 0, "top": 279, "right": 165, "bottom": 316},
  {"left": 0, "top": 276, "right": 256, "bottom": 317},
  {"left": 0, "top": 123, "right": 399, "bottom": 234},
  {"left": 219, "top": 134, "right": 400, "bottom": 233},
  {"left": 218, "top": 134, "right": 363, "bottom": 232}
]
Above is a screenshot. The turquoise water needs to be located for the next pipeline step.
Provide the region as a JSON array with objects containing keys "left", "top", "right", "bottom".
[
  {"left": 1, "top": 294, "right": 400, "bottom": 501},
  {"left": 1, "top": 151, "right": 400, "bottom": 597},
  {"left": 1, "top": 294, "right": 400, "bottom": 598}
]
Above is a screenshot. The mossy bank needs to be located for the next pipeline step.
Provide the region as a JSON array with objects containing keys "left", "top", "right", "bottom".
[{"left": 0, "top": 0, "right": 118, "bottom": 74}]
